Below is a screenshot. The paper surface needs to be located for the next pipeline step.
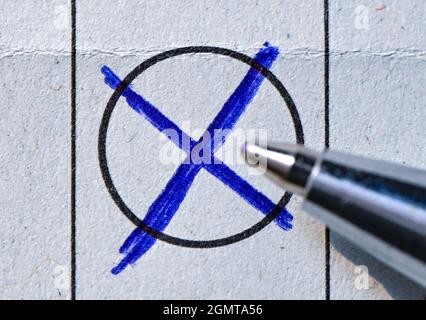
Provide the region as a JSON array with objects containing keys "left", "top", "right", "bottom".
[{"left": 0, "top": 0, "right": 424, "bottom": 299}]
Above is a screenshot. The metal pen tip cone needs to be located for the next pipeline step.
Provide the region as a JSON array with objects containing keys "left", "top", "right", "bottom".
[
  {"left": 241, "top": 142, "right": 267, "bottom": 169},
  {"left": 242, "top": 141, "right": 318, "bottom": 195},
  {"left": 243, "top": 142, "right": 296, "bottom": 175}
]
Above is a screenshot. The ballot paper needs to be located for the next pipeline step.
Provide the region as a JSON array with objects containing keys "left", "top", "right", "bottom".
[{"left": 0, "top": 0, "right": 424, "bottom": 299}]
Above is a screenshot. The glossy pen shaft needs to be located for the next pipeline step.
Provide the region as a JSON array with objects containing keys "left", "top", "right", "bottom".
[{"left": 244, "top": 143, "right": 426, "bottom": 287}]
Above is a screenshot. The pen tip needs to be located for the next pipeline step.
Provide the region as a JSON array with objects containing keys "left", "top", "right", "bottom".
[
  {"left": 241, "top": 141, "right": 265, "bottom": 168},
  {"left": 242, "top": 141, "right": 318, "bottom": 195}
]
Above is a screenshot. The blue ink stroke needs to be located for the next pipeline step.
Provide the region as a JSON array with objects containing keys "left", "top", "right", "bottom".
[{"left": 101, "top": 42, "right": 293, "bottom": 274}]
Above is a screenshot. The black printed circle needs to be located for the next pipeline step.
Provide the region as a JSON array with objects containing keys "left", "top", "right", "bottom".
[{"left": 98, "top": 46, "right": 304, "bottom": 248}]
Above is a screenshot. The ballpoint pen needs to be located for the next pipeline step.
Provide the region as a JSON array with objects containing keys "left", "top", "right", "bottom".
[{"left": 243, "top": 142, "right": 426, "bottom": 287}]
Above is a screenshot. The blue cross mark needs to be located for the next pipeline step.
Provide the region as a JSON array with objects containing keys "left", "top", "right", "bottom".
[{"left": 101, "top": 43, "right": 293, "bottom": 275}]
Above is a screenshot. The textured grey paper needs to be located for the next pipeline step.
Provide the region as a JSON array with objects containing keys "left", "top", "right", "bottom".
[
  {"left": 0, "top": 0, "right": 71, "bottom": 299},
  {"left": 0, "top": 0, "right": 424, "bottom": 299},
  {"left": 329, "top": 0, "right": 426, "bottom": 299}
]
